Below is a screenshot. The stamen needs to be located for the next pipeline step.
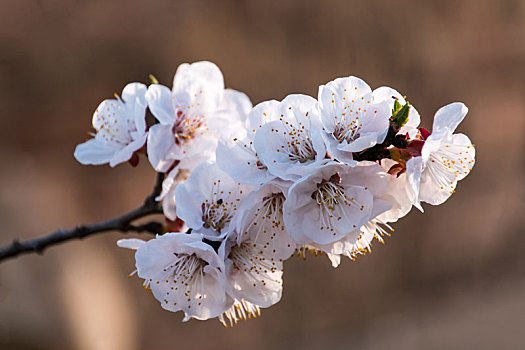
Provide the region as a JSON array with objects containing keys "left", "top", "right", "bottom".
[
  {"left": 201, "top": 180, "right": 241, "bottom": 234},
  {"left": 219, "top": 299, "right": 261, "bottom": 327},
  {"left": 275, "top": 114, "right": 316, "bottom": 163},
  {"left": 172, "top": 110, "right": 206, "bottom": 145},
  {"left": 229, "top": 243, "right": 279, "bottom": 276}
]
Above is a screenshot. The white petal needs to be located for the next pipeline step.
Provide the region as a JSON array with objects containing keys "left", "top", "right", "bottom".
[
  {"left": 146, "top": 84, "right": 177, "bottom": 125},
  {"left": 236, "top": 183, "right": 296, "bottom": 260},
  {"left": 448, "top": 133, "right": 476, "bottom": 181},
  {"left": 224, "top": 244, "right": 283, "bottom": 308},
  {"left": 371, "top": 86, "right": 400, "bottom": 103},
  {"left": 74, "top": 138, "right": 117, "bottom": 165},
  {"left": 418, "top": 158, "right": 457, "bottom": 205},
  {"left": 117, "top": 238, "right": 145, "bottom": 250},
  {"left": 337, "top": 132, "right": 379, "bottom": 153},
  {"left": 246, "top": 100, "right": 281, "bottom": 138},
  {"left": 215, "top": 89, "right": 252, "bottom": 124},
  {"left": 432, "top": 102, "right": 468, "bottom": 136},
  {"left": 159, "top": 173, "right": 180, "bottom": 221},
  {"left": 109, "top": 134, "right": 147, "bottom": 167},
  {"left": 319, "top": 76, "right": 372, "bottom": 105},
  {"left": 327, "top": 253, "right": 341, "bottom": 268},
  {"left": 216, "top": 136, "right": 275, "bottom": 185},
  {"left": 122, "top": 82, "right": 147, "bottom": 106},
  {"left": 153, "top": 264, "right": 229, "bottom": 320},
  {"left": 406, "top": 157, "right": 424, "bottom": 212},
  {"left": 173, "top": 61, "right": 224, "bottom": 112},
  {"left": 174, "top": 178, "right": 207, "bottom": 231},
  {"left": 122, "top": 82, "right": 148, "bottom": 134},
  {"left": 146, "top": 124, "right": 176, "bottom": 172}
]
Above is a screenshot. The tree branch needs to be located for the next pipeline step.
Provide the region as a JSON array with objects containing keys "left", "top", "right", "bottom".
[{"left": 0, "top": 172, "right": 166, "bottom": 263}]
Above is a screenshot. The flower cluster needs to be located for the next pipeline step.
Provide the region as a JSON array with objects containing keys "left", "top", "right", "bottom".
[{"left": 75, "top": 61, "right": 475, "bottom": 327}]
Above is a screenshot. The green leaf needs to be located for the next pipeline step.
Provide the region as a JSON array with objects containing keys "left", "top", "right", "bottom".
[
  {"left": 392, "top": 100, "right": 402, "bottom": 115},
  {"left": 392, "top": 101, "right": 410, "bottom": 128}
]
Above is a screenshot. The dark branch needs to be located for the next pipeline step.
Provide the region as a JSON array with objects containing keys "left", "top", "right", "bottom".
[{"left": 0, "top": 172, "right": 166, "bottom": 263}]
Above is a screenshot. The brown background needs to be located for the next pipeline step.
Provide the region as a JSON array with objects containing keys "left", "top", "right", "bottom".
[{"left": 0, "top": 0, "right": 524, "bottom": 349}]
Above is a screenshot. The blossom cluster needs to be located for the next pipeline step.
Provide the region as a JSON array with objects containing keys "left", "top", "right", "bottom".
[{"left": 74, "top": 61, "right": 475, "bottom": 327}]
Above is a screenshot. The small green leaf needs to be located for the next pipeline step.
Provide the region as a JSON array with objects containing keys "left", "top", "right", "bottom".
[
  {"left": 392, "top": 101, "right": 410, "bottom": 128},
  {"left": 392, "top": 100, "right": 402, "bottom": 115}
]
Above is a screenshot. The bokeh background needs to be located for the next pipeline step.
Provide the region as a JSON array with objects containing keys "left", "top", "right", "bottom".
[{"left": 0, "top": 0, "right": 524, "bottom": 349}]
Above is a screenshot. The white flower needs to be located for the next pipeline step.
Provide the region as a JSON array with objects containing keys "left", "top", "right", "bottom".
[
  {"left": 146, "top": 61, "right": 251, "bottom": 173},
  {"left": 283, "top": 163, "right": 390, "bottom": 246},
  {"left": 219, "top": 182, "right": 295, "bottom": 316},
  {"left": 175, "top": 162, "right": 253, "bottom": 240},
  {"left": 74, "top": 83, "right": 147, "bottom": 167},
  {"left": 220, "top": 232, "right": 285, "bottom": 312},
  {"left": 372, "top": 86, "right": 421, "bottom": 136},
  {"left": 216, "top": 100, "right": 281, "bottom": 185},
  {"left": 235, "top": 181, "right": 296, "bottom": 260},
  {"left": 318, "top": 76, "right": 391, "bottom": 164},
  {"left": 253, "top": 94, "right": 329, "bottom": 181},
  {"left": 295, "top": 162, "right": 395, "bottom": 267},
  {"left": 117, "top": 232, "right": 232, "bottom": 322},
  {"left": 406, "top": 102, "right": 475, "bottom": 209},
  {"left": 310, "top": 162, "right": 413, "bottom": 267}
]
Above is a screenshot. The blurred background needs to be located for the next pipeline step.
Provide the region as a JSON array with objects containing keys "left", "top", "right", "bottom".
[{"left": 0, "top": 0, "right": 524, "bottom": 349}]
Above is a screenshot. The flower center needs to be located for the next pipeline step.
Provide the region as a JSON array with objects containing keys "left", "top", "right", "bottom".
[
  {"left": 332, "top": 118, "right": 363, "bottom": 143},
  {"left": 171, "top": 253, "right": 206, "bottom": 281},
  {"left": 312, "top": 173, "right": 344, "bottom": 210},
  {"left": 287, "top": 138, "right": 316, "bottom": 163},
  {"left": 145, "top": 253, "right": 207, "bottom": 292},
  {"left": 202, "top": 198, "right": 233, "bottom": 233},
  {"left": 276, "top": 117, "right": 316, "bottom": 163},
  {"left": 261, "top": 192, "right": 285, "bottom": 217},
  {"left": 172, "top": 110, "right": 205, "bottom": 145},
  {"left": 229, "top": 242, "right": 278, "bottom": 275}
]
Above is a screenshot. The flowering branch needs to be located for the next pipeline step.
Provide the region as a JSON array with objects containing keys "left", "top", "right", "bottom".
[
  {"left": 3, "top": 61, "right": 476, "bottom": 326},
  {"left": 0, "top": 173, "right": 166, "bottom": 263}
]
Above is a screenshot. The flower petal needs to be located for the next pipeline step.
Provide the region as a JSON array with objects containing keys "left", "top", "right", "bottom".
[
  {"left": 122, "top": 82, "right": 148, "bottom": 134},
  {"left": 406, "top": 157, "right": 424, "bottom": 212},
  {"left": 117, "top": 238, "right": 145, "bottom": 250},
  {"left": 173, "top": 61, "right": 224, "bottom": 112},
  {"left": 74, "top": 138, "right": 117, "bottom": 165},
  {"left": 432, "top": 102, "right": 468, "bottom": 136},
  {"left": 109, "top": 134, "right": 147, "bottom": 167},
  {"left": 146, "top": 124, "right": 176, "bottom": 172},
  {"left": 146, "top": 84, "right": 177, "bottom": 125}
]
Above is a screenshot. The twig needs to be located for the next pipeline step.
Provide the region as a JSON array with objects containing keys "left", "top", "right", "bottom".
[{"left": 0, "top": 172, "right": 166, "bottom": 263}]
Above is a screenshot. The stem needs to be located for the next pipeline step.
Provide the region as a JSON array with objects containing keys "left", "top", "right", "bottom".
[{"left": 0, "top": 172, "right": 166, "bottom": 263}]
